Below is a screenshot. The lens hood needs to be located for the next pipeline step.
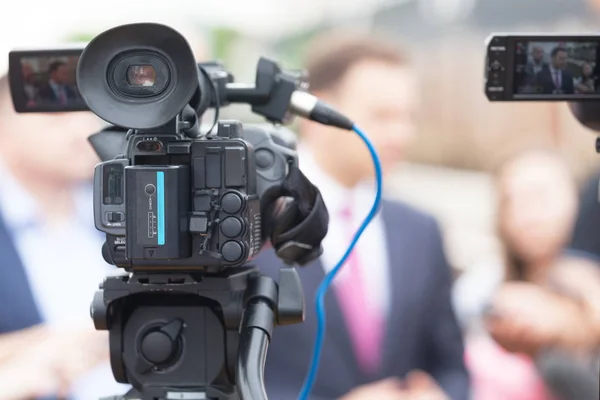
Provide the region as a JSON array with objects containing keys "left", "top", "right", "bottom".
[{"left": 77, "top": 23, "right": 199, "bottom": 129}]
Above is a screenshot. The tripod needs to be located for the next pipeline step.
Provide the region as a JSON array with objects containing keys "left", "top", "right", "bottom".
[{"left": 92, "top": 266, "right": 305, "bottom": 400}]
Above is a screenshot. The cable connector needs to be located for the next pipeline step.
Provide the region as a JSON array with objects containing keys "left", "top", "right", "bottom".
[{"left": 289, "top": 91, "right": 354, "bottom": 131}]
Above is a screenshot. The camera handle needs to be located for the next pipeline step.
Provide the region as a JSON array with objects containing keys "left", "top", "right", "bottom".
[{"left": 93, "top": 267, "right": 305, "bottom": 400}]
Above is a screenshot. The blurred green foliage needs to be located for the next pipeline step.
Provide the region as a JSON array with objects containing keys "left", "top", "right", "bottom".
[
  {"left": 210, "top": 27, "right": 241, "bottom": 64},
  {"left": 64, "top": 32, "right": 98, "bottom": 43},
  {"left": 273, "top": 27, "right": 324, "bottom": 69}
]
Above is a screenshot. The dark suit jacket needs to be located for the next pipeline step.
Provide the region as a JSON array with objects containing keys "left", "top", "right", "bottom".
[
  {"left": 37, "top": 82, "right": 77, "bottom": 103},
  {"left": 0, "top": 213, "right": 43, "bottom": 334},
  {"left": 534, "top": 66, "right": 574, "bottom": 94},
  {"left": 253, "top": 199, "right": 470, "bottom": 400},
  {"left": 569, "top": 172, "right": 600, "bottom": 261},
  {"left": 524, "top": 61, "right": 548, "bottom": 84}
]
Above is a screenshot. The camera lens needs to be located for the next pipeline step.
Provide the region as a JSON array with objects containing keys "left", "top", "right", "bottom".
[{"left": 127, "top": 65, "right": 157, "bottom": 87}]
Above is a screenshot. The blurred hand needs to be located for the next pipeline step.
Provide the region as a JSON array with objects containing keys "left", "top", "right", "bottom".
[
  {"left": 2, "top": 338, "right": 70, "bottom": 400},
  {"left": 338, "top": 373, "right": 448, "bottom": 400},
  {"left": 339, "top": 378, "right": 407, "bottom": 400},
  {"left": 402, "top": 371, "right": 449, "bottom": 400},
  {"left": 0, "top": 325, "right": 109, "bottom": 400},
  {"left": 550, "top": 257, "right": 600, "bottom": 344},
  {"left": 486, "top": 282, "right": 594, "bottom": 354},
  {"left": 48, "top": 326, "right": 110, "bottom": 384}
]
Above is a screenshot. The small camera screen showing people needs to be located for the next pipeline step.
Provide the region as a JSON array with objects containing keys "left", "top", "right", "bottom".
[
  {"left": 514, "top": 41, "right": 599, "bottom": 96},
  {"left": 20, "top": 55, "right": 84, "bottom": 108}
]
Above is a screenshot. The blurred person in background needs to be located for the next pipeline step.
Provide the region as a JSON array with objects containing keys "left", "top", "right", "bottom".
[
  {"left": 0, "top": 74, "right": 128, "bottom": 399},
  {"left": 21, "top": 62, "right": 38, "bottom": 106},
  {"left": 569, "top": 167, "right": 600, "bottom": 260},
  {"left": 253, "top": 31, "right": 469, "bottom": 400},
  {"left": 525, "top": 45, "right": 548, "bottom": 83},
  {"left": 574, "top": 61, "right": 595, "bottom": 94},
  {"left": 37, "top": 61, "right": 76, "bottom": 105},
  {"left": 453, "top": 149, "right": 599, "bottom": 400},
  {"left": 533, "top": 47, "right": 574, "bottom": 94}
]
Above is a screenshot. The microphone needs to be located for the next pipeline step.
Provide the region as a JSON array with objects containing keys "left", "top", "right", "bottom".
[{"left": 536, "top": 350, "right": 599, "bottom": 400}]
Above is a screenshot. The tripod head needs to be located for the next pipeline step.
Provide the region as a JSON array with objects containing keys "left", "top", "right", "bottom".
[{"left": 92, "top": 267, "right": 304, "bottom": 400}]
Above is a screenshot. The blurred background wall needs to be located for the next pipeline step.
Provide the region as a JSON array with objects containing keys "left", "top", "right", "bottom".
[{"left": 1, "top": 0, "right": 599, "bottom": 272}]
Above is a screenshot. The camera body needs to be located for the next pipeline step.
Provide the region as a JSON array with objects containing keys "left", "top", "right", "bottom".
[
  {"left": 95, "top": 121, "right": 292, "bottom": 272},
  {"left": 7, "top": 22, "right": 320, "bottom": 273}
]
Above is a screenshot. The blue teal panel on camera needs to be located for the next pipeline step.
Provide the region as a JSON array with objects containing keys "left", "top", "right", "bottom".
[{"left": 157, "top": 171, "right": 165, "bottom": 245}]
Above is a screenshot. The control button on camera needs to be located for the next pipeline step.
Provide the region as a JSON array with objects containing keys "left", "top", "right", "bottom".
[
  {"left": 106, "top": 212, "right": 125, "bottom": 223},
  {"left": 255, "top": 149, "right": 275, "bottom": 169},
  {"left": 145, "top": 247, "right": 157, "bottom": 258},
  {"left": 189, "top": 214, "right": 208, "bottom": 233},
  {"left": 145, "top": 184, "right": 156, "bottom": 196},
  {"left": 221, "top": 241, "right": 243, "bottom": 262},
  {"left": 220, "top": 217, "right": 243, "bottom": 237},
  {"left": 194, "top": 195, "right": 211, "bottom": 211},
  {"left": 141, "top": 331, "right": 174, "bottom": 364},
  {"left": 490, "top": 60, "right": 503, "bottom": 71},
  {"left": 221, "top": 193, "right": 242, "bottom": 214}
]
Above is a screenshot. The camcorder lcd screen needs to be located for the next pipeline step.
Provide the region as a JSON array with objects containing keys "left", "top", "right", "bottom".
[
  {"left": 9, "top": 49, "right": 88, "bottom": 112},
  {"left": 513, "top": 40, "right": 600, "bottom": 98}
]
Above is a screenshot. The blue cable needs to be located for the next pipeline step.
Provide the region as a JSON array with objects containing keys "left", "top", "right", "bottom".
[{"left": 297, "top": 124, "right": 383, "bottom": 400}]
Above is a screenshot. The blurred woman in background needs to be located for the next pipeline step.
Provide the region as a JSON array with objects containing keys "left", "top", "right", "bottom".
[
  {"left": 574, "top": 62, "right": 595, "bottom": 94},
  {"left": 453, "top": 148, "right": 598, "bottom": 400}
]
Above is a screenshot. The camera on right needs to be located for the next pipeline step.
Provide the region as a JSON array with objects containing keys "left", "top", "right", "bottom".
[{"left": 485, "top": 34, "right": 600, "bottom": 134}]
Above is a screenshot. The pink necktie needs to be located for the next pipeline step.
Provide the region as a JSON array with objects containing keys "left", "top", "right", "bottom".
[
  {"left": 59, "top": 87, "right": 67, "bottom": 105},
  {"left": 335, "top": 204, "right": 384, "bottom": 374},
  {"left": 554, "top": 70, "right": 561, "bottom": 89}
]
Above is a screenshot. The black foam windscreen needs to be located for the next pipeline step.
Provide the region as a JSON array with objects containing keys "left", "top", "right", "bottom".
[{"left": 536, "top": 350, "right": 599, "bottom": 400}]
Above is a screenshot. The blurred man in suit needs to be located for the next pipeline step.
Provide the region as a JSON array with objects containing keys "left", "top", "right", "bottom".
[
  {"left": 37, "top": 61, "right": 76, "bottom": 104},
  {"left": 524, "top": 45, "right": 548, "bottom": 84},
  {"left": 533, "top": 47, "right": 574, "bottom": 94},
  {"left": 0, "top": 74, "right": 128, "bottom": 399},
  {"left": 253, "top": 32, "right": 469, "bottom": 400},
  {"left": 21, "top": 62, "right": 38, "bottom": 105}
]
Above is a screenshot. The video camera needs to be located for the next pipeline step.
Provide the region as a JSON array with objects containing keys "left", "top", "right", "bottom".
[
  {"left": 7, "top": 22, "right": 351, "bottom": 400},
  {"left": 485, "top": 33, "right": 600, "bottom": 133},
  {"left": 484, "top": 33, "right": 600, "bottom": 400}
]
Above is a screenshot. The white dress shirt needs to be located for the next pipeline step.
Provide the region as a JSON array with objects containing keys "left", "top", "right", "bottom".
[
  {"left": 0, "top": 162, "right": 128, "bottom": 399},
  {"left": 532, "top": 62, "right": 544, "bottom": 75},
  {"left": 298, "top": 146, "right": 391, "bottom": 317}
]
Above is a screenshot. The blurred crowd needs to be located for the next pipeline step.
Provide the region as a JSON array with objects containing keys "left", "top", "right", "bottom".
[
  {"left": 516, "top": 43, "right": 598, "bottom": 95},
  {"left": 0, "top": 26, "right": 599, "bottom": 400},
  {"left": 21, "top": 58, "right": 82, "bottom": 107}
]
